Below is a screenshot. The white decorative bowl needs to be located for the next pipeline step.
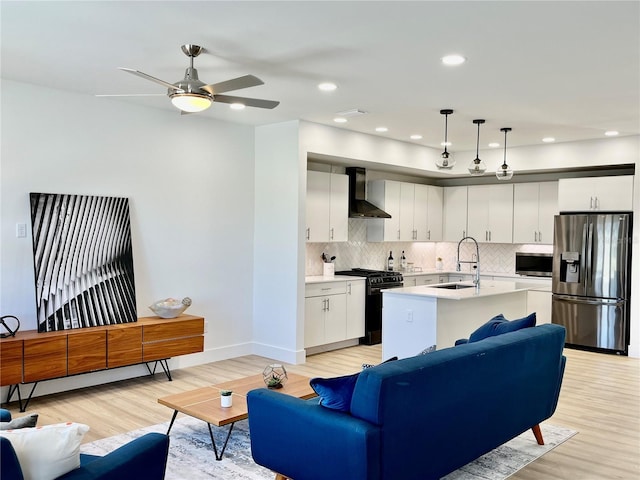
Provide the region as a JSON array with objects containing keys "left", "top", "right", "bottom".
[{"left": 149, "top": 297, "right": 192, "bottom": 319}]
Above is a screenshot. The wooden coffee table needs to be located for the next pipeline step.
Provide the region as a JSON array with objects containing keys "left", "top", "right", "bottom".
[{"left": 158, "top": 372, "right": 315, "bottom": 460}]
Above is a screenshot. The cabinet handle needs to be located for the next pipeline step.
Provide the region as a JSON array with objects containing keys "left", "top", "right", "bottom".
[
  {"left": 348, "top": 283, "right": 352, "bottom": 294},
  {"left": 595, "top": 197, "right": 600, "bottom": 210},
  {"left": 534, "top": 231, "right": 537, "bottom": 242},
  {"left": 306, "top": 227, "right": 310, "bottom": 240},
  {"left": 463, "top": 230, "right": 466, "bottom": 238},
  {"left": 321, "top": 287, "right": 331, "bottom": 291},
  {"left": 590, "top": 197, "right": 594, "bottom": 209},
  {"left": 538, "top": 231, "right": 542, "bottom": 242},
  {"left": 428, "top": 230, "right": 431, "bottom": 240},
  {"left": 397, "top": 230, "right": 401, "bottom": 240},
  {"left": 485, "top": 231, "right": 488, "bottom": 241},
  {"left": 326, "top": 298, "right": 330, "bottom": 311},
  {"left": 322, "top": 299, "right": 326, "bottom": 311},
  {"left": 330, "top": 227, "right": 334, "bottom": 240}
]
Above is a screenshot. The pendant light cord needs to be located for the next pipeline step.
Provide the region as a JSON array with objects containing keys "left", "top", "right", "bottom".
[
  {"left": 475, "top": 122, "right": 480, "bottom": 161},
  {"left": 503, "top": 128, "right": 508, "bottom": 166},
  {"left": 444, "top": 114, "right": 449, "bottom": 155}
]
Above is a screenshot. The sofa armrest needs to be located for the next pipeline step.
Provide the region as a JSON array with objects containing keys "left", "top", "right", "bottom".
[
  {"left": 247, "top": 389, "right": 380, "bottom": 480},
  {"left": 57, "top": 433, "right": 169, "bottom": 480},
  {"left": 0, "top": 409, "right": 12, "bottom": 422},
  {"left": 1, "top": 436, "right": 24, "bottom": 480}
]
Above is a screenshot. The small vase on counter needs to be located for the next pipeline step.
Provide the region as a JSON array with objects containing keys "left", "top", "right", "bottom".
[{"left": 436, "top": 257, "right": 444, "bottom": 271}]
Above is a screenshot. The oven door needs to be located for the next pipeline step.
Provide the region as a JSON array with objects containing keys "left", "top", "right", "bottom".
[{"left": 363, "top": 283, "right": 404, "bottom": 345}]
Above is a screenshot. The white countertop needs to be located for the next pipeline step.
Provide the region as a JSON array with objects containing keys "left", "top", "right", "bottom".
[
  {"left": 305, "top": 275, "right": 367, "bottom": 284},
  {"left": 383, "top": 280, "right": 546, "bottom": 300}
]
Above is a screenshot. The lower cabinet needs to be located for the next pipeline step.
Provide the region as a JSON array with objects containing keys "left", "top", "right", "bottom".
[
  {"left": 305, "top": 280, "right": 365, "bottom": 348},
  {"left": 346, "top": 280, "right": 366, "bottom": 340}
]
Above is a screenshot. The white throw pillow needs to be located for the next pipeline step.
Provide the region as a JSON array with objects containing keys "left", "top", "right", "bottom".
[{"left": 0, "top": 422, "right": 90, "bottom": 480}]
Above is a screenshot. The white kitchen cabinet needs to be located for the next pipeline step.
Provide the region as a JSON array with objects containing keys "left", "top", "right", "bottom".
[
  {"left": 467, "top": 184, "right": 514, "bottom": 243},
  {"left": 367, "top": 180, "right": 401, "bottom": 241},
  {"left": 443, "top": 186, "right": 468, "bottom": 242},
  {"left": 368, "top": 181, "right": 442, "bottom": 242},
  {"left": 346, "top": 280, "right": 366, "bottom": 339},
  {"left": 426, "top": 186, "right": 444, "bottom": 241},
  {"left": 557, "top": 175, "right": 634, "bottom": 212},
  {"left": 513, "top": 182, "right": 558, "bottom": 244},
  {"left": 306, "top": 171, "right": 348, "bottom": 243},
  {"left": 304, "top": 281, "right": 347, "bottom": 348}
]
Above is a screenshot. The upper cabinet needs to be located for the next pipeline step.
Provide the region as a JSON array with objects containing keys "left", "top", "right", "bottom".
[
  {"left": 513, "top": 182, "right": 558, "bottom": 244},
  {"left": 367, "top": 180, "right": 442, "bottom": 242},
  {"left": 558, "top": 176, "right": 634, "bottom": 212},
  {"left": 467, "top": 184, "right": 514, "bottom": 243},
  {"left": 443, "top": 186, "right": 468, "bottom": 242},
  {"left": 306, "top": 171, "right": 349, "bottom": 243}
]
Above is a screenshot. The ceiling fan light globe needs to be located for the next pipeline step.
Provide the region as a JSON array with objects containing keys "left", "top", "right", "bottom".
[{"left": 170, "top": 93, "right": 212, "bottom": 113}]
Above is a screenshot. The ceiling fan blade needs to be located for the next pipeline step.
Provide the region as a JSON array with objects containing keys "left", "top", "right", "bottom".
[
  {"left": 214, "top": 94, "right": 280, "bottom": 109},
  {"left": 201, "top": 74, "right": 264, "bottom": 95},
  {"left": 118, "top": 67, "right": 181, "bottom": 91},
  {"left": 95, "top": 93, "right": 165, "bottom": 97}
]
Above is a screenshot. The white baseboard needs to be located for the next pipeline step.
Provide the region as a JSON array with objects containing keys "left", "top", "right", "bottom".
[{"left": 251, "top": 342, "right": 306, "bottom": 365}]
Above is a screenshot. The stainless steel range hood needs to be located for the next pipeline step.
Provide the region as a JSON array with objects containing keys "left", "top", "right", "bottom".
[{"left": 345, "top": 167, "right": 391, "bottom": 219}]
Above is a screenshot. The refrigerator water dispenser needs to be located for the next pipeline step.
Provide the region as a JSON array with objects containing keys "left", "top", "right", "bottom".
[{"left": 560, "top": 252, "right": 580, "bottom": 283}]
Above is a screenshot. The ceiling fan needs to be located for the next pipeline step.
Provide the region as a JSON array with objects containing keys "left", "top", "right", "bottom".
[{"left": 99, "top": 44, "right": 280, "bottom": 114}]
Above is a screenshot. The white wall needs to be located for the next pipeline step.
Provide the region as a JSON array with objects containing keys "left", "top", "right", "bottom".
[
  {"left": 253, "top": 121, "right": 306, "bottom": 364},
  {"left": 1, "top": 80, "right": 257, "bottom": 396}
]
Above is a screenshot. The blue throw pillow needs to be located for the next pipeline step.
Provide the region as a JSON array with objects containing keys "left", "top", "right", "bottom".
[
  {"left": 468, "top": 312, "right": 537, "bottom": 343},
  {"left": 310, "top": 373, "right": 360, "bottom": 412}
]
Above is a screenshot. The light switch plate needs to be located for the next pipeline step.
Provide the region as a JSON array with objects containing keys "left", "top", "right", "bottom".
[{"left": 16, "top": 223, "right": 27, "bottom": 238}]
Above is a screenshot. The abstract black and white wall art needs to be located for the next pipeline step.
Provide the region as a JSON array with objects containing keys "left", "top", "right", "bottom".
[{"left": 30, "top": 193, "right": 137, "bottom": 332}]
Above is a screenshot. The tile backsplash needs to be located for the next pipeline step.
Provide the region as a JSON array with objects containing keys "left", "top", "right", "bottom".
[{"left": 306, "top": 218, "right": 553, "bottom": 276}]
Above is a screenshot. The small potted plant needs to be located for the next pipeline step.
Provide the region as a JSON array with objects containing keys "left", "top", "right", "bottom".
[
  {"left": 220, "top": 390, "right": 233, "bottom": 408},
  {"left": 436, "top": 257, "right": 444, "bottom": 271}
]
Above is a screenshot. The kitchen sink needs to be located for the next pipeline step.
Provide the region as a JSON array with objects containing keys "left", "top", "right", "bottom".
[{"left": 431, "top": 283, "right": 475, "bottom": 290}]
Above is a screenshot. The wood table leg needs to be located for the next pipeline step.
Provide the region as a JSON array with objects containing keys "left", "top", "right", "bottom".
[
  {"left": 531, "top": 424, "right": 544, "bottom": 445},
  {"left": 275, "top": 474, "right": 289, "bottom": 480}
]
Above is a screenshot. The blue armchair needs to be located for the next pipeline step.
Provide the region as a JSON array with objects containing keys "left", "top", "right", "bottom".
[{"left": 1, "top": 409, "right": 169, "bottom": 480}]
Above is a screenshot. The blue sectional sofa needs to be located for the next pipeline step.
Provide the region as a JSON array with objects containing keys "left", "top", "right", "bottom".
[
  {"left": 1, "top": 409, "right": 169, "bottom": 480},
  {"left": 247, "top": 323, "right": 566, "bottom": 480}
]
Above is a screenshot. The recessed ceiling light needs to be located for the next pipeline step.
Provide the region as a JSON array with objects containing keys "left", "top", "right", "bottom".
[
  {"left": 488, "top": 142, "right": 500, "bottom": 148},
  {"left": 334, "top": 117, "right": 347, "bottom": 123},
  {"left": 318, "top": 82, "right": 337, "bottom": 92},
  {"left": 375, "top": 127, "right": 388, "bottom": 132},
  {"left": 230, "top": 103, "right": 245, "bottom": 110},
  {"left": 605, "top": 130, "right": 619, "bottom": 136},
  {"left": 542, "top": 137, "right": 556, "bottom": 143},
  {"left": 410, "top": 134, "right": 423, "bottom": 140},
  {"left": 441, "top": 54, "right": 466, "bottom": 66}
]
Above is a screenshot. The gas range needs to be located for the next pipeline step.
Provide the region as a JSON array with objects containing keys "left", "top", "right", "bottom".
[
  {"left": 335, "top": 268, "right": 403, "bottom": 288},
  {"left": 334, "top": 268, "right": 404, "bottom": 345}
]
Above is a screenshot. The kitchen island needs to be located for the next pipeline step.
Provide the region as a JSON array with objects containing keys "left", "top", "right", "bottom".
[{"left": 382, "top": 280, "right": 540, "bottom": 359}]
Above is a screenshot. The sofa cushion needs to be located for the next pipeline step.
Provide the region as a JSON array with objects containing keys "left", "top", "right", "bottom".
[
  {"left": 310, "top": 373, "right": 359, "bottom": 412},
  {"left": 313, "top": 357, "right": 399, "bottom": 412},
  {"left": 0, "top": 422, "right": 89, "bottom": 480},
  {"left": 0, "top": 413, "right": 38, "bottom": 430},
  {"left": 468, "top": 312, "right": 537, "bottom": 343}
]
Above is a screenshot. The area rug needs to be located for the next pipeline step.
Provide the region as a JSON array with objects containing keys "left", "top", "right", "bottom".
[{"left": 82, "top": 416, "right": 576, "bottom": 480}]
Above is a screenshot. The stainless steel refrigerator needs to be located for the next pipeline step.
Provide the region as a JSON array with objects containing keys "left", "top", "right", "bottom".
[{"left": 552, "top": 213, "right": 632, "bottom": 354}]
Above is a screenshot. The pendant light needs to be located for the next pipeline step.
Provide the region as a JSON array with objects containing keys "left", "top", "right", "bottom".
[
  {"left": 496, "top": 127, "right": 513, "bottom": 181},
  {"left": 468, "top": 119, "right": 486, "bottom": 176},
  {"left": 436, "top": 109, "right": 455, "bottom": 169}
]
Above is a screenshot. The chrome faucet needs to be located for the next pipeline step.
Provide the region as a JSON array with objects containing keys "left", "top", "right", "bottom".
[{"left": 457, "top": 236, "right": 480, "bottom": 287}]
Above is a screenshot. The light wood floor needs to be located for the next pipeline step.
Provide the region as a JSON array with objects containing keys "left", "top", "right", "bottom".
[{"left": 3, "top": 346, "right": 639, "bottom": 479}]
